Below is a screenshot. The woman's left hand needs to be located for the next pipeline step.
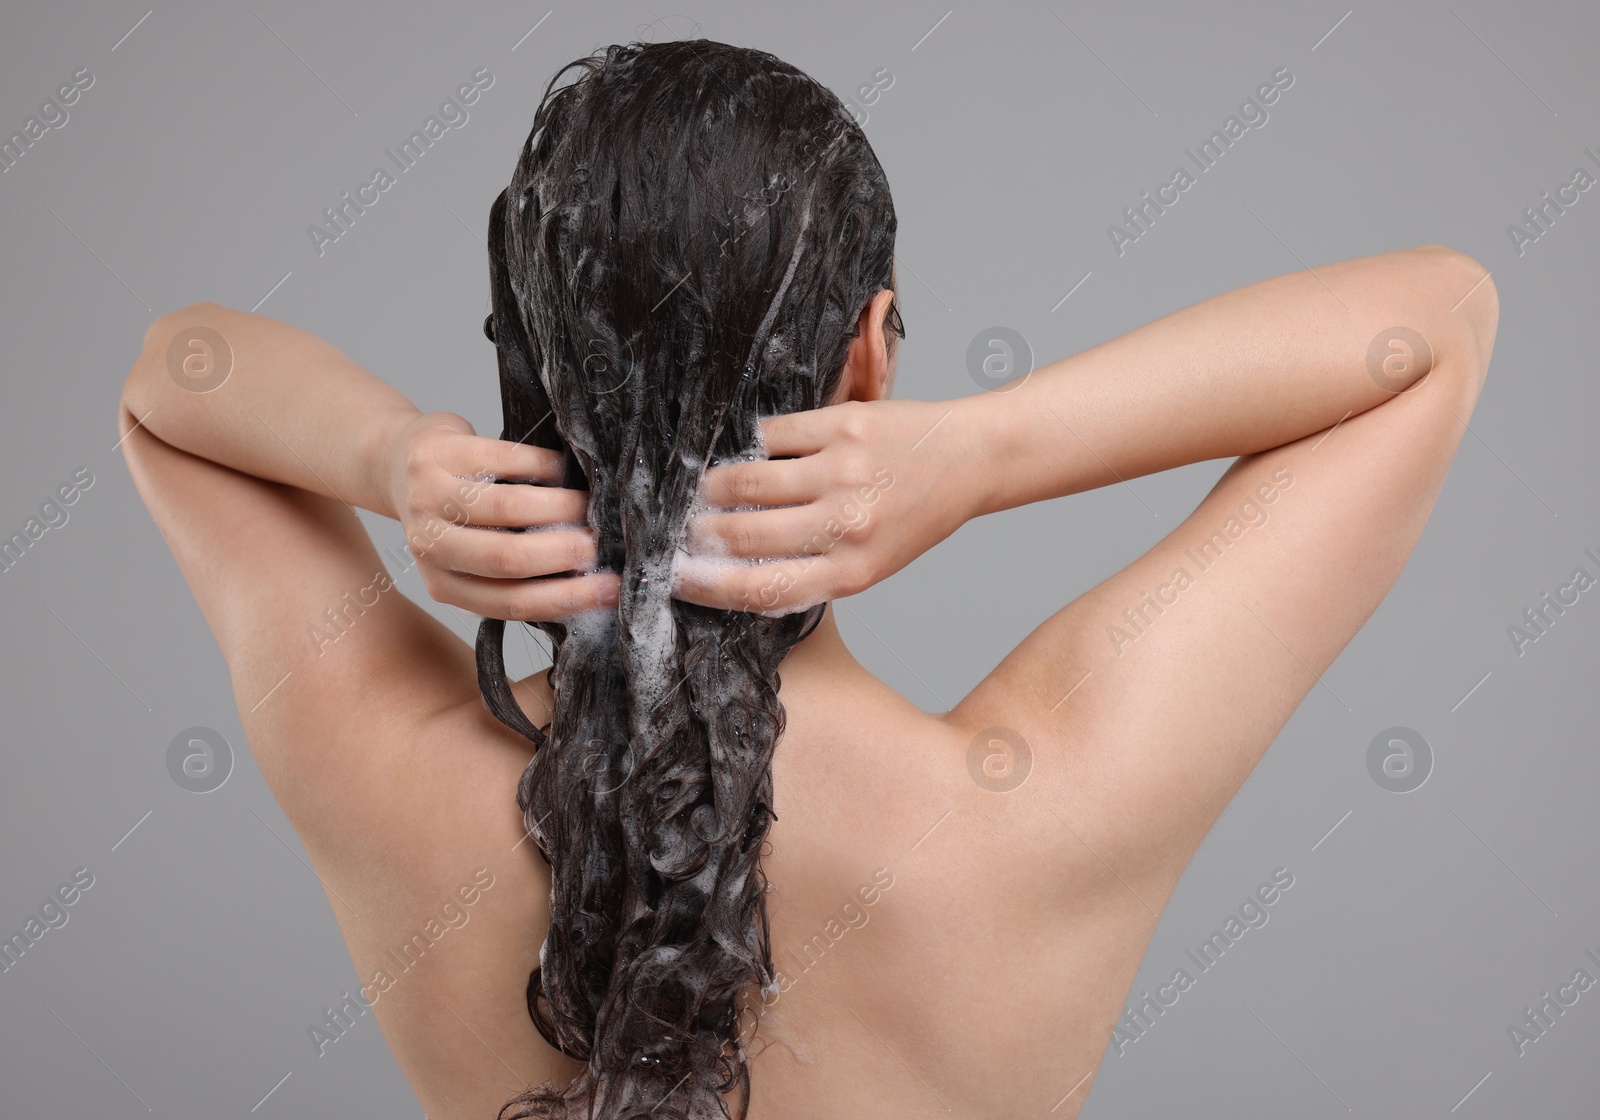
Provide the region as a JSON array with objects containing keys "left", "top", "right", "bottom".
[{"left": 384, "top": 411, "right": 620, "bottom": 620}]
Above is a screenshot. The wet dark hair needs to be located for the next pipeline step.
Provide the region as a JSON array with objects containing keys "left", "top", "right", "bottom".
[{"left": 473, "top": 39, "right": 899, "bottom": 1120}]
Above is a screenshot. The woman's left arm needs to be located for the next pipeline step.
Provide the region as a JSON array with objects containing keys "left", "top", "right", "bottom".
[
  {"left": 121, "top": 302, "right": 619, "bottom": 620},
  {"left": 120, "top": 301, "right": 421, "bottom": 517}
]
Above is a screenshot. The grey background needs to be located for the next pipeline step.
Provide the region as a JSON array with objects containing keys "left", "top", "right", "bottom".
[{"left": 1, "top": 0, "right": 1596, "bottom": 1116}]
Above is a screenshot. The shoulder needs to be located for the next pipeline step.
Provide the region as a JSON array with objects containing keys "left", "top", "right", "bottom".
[{"left": 117, "top": 402, "right": 549, "bottom": 857}]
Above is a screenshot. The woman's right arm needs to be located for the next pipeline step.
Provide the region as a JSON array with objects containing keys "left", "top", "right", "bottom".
[
  {"left": 675, "top": 244, "right": 1496, "bottom": 614},
  {"left": 966, "top": 243, "right": 1495, "bottom": 517}
]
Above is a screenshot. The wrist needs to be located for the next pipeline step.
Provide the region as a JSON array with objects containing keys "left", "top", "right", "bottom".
[
  {"left": 951, "top": 388, "right": 1023, "bottom": 521},
  {"left": 365, "top": 406, "right": 427, "bottom": 520}
]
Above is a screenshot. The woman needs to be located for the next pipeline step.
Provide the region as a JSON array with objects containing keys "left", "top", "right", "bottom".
[{"left": 117, "top": 39, "right": 1497, "bottom": 1120}]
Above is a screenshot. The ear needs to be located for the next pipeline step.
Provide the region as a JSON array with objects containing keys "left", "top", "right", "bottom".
[{"left": 833, "top": 288, "right": 898, "bottom": 405}]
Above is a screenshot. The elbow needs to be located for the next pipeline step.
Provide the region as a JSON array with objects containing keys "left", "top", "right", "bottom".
[
  {"left": 121, "top": 301, "right": 228, "bottom": 418},
  {"left": 119, "top": 310, "right": 166, "bottom": 426},
  {"left": 1445, "top": 251, "right": 1499, "bottom": 377},
  {"left": 1457, "top": 257, "right": 1499, "bottom": 373},
  {"left": 1410, "top": 245, "right": 1499, "bottom": 378},
  {"left": 119, "top": 315, "right": 156, "bottom": 424},
  {"left": 136, "top": 300, "right": 225, "bottom": 359}
]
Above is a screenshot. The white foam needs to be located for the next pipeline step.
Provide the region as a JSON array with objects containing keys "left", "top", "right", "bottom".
[
  {"left": 671, "top": 428, "right": 819, "bottom": 617},
  {"left": 669, "top": 548, "right": 822, "bottom": 618},
  {"left": 614, "top": 452, "right": 684, "bottom": 729},
  {"left": 560, "top": 601, "right": 618, "bottom": 635}
]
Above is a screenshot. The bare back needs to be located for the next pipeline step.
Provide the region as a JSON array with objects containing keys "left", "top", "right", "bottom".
[{"left": 299, "top": 631, "right": 1167, "bottom": 1120}]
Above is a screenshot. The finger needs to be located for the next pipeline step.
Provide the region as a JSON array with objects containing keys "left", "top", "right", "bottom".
[
  {"left": 670, "top": 551, "right": 844, "bottom": 615},
  {"left": 756, "top": 408, "right": 838, "bottom": 458},
  {"left": 686, "top": 505, "right": 854, "bottom": 560},
  {"left": 429, "top": 569, "right": 621, "bottom": 622},
  {"left": 699, "top": 456, "right": 822, "bottom": 509},
  {"left": 438, "top": 432, "right": 568, "bottom": 484},
  {"left": 442, "top": 480, "right": 591, "bottom": 529},
  {"left": 426, "top": 524, "right": 600, "bottom": 580}
]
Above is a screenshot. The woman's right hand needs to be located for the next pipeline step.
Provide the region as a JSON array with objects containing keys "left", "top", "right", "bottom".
[
  {"left": 670, "top": 397, "right": 991, "bottom": 615},
  {"left": 385, "top": 411, "right": 621, "bottom": 621}
]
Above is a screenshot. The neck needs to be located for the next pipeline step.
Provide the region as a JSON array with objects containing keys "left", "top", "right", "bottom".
[
  {"left": 782, "top": 602, "right": 854, "bottom": 670},
  {"left": 513, "top": 603, "right": 860, "bottom": 730}
]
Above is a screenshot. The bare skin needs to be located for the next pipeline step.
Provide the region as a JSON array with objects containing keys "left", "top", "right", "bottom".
[{"left": 118, "top": 244, "right": 1497, "bottom": 1118}]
